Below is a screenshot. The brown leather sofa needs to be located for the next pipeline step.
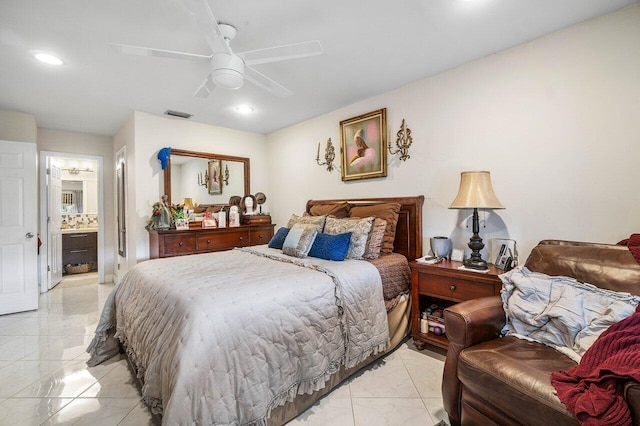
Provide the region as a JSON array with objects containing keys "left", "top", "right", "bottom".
[{"left": 442, "top": 239, "right": 640, "bottom": 425}]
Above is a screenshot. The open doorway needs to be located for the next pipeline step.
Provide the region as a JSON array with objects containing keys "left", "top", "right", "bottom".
[{"left": 39, "top": 151, "right": 105, "bottom": 292}]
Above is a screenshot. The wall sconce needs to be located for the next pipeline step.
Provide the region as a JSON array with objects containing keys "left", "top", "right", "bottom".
[
  {"left": 316, "top": 138, "right": 336, "bottom": 172},
  {"left": 222, "top": 163, "right": 230, "bottom": 185},
  {"left": 197, "top": 170, "right": 209, "bottom": 187},
  {"left": 388, "top": 118, "right": 413, "bottom": 162}
]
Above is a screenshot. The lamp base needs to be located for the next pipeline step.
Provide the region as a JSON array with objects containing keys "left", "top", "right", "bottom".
[
  {"left": 465, "top": 207, "right": 488, "bottom": 270},
  {"left": 463, "top": 258, "right": 488, "bottom": 270}
]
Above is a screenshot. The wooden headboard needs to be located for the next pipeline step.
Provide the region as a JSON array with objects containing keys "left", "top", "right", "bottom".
[{"left": 306, "top": 196, "right": 424, "bottom": 261}]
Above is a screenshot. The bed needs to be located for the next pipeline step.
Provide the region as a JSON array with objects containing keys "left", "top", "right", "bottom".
[{"left": 88, "top": 196, "right": 424, "bottom": 425}]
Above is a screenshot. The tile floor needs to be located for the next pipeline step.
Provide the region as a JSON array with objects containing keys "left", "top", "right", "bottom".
[{"left": 0, "top": 275, "right": 449, "bottom": 425}]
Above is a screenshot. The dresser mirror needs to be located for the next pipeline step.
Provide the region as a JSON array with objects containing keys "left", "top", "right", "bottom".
[{"left": 163, "top": 148, "right": 250, "bottom": 207}]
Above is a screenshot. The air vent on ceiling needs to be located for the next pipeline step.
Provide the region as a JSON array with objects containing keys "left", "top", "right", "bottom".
[{"left": 164, "top": 110, "right": 193, "bottom": 119}]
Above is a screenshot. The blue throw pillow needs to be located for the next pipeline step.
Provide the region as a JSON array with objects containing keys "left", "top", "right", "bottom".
[
  {"left": 268, "top": 227, "right": 290, "bottom": 249},
  {"left": 308, "top": 232, "right": 352, "bottom": 261}
]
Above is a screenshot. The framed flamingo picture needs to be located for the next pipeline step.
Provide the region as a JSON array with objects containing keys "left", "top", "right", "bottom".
[
  {"left": 339, "top": 108, "right": 387, "bottom": 181},
  {"left": 207, "top": 160, "right": 222, "bottom": 194}
]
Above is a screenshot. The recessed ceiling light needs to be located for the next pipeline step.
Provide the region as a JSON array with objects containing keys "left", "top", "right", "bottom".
[
  {"left": 235, "top": 105, "right": 254, "bottom": 114},
  {"left": 34, "top": 53, "right": 63, "bottom": 65}
]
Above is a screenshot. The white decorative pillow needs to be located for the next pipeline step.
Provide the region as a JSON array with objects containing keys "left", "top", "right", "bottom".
[
  {"left": 287, "top": 214, "right": 326, "bottom": 233},
  {"left": 500, "top": 266, "right": 640, "bottom": 362},
  {"left": 324, "top": 216, "right": 374, "bottom": 260},
  {"left": 282, "top": 224, "right": 318, "bottom": 258}
]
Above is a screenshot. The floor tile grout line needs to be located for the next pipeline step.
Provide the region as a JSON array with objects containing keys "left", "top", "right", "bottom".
[{"left": 2, "top": 359, "right": 82, "bottom": 399}]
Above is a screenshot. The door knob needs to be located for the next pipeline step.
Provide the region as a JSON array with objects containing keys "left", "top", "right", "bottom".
[{"left": 26, "top": 232, "right": 34, "bottom": 238}]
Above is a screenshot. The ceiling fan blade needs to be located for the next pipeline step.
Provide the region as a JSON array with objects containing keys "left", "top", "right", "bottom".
[
  {"left": 239, "top": 40, "right": 323, "bottom": 66},
  {"left": 179, "top": 0, "right": 231, "bottom": 54},
  {"left": 193, "top": 73, "right": 216, "bottom": 98},
  {"left": 244, "top": 65, "right": 292, "bottom": 97},
  {"left": 111, "top": 43, "right": 210, "bottom": 61}
]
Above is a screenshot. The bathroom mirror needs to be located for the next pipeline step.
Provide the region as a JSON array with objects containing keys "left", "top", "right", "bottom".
[{"left": 163, "top": 148, "right": 250, "bottom": 206}]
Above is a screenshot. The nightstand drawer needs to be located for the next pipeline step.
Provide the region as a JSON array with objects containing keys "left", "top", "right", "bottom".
[
  {"left": 163, "top": 234, "right": 197, "bottom": 255},
  {"left": 418, "top": 273, "right": 495, "bottom": 302}
]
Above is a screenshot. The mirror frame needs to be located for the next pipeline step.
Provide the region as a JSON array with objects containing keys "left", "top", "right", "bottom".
[{"left": 163, "top": 148, "right": 250, "bottom": 205}]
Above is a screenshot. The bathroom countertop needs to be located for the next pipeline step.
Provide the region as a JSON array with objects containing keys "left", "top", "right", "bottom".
[{"left": 61, "top": 228, "right": 98, "bottom": 234}]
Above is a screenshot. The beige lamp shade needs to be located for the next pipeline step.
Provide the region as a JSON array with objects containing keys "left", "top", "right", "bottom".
[
  {"left": 449, "top": 171, "right": 504, "bottom": 209},
  {"left": 183, "top": 198, "right": 195, "bottom": 210}
]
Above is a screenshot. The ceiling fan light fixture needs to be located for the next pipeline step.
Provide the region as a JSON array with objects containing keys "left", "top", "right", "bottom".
[
  {"left": 212, "top": 69, "right": 244, "bottom": 89},
  {"left": 211, "top": 53, "right": 244, "bottom": 90}
]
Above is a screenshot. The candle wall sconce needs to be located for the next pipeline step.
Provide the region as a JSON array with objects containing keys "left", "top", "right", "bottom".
[
  {"left": 197, "top": 169, "right": 209, "bottom": 187},
  {"left": 315, "top": 138, "right": 336, "bottom": 172},
  {"left": 222, "top": 163, "right": 230, "bottom": 185},
  {"left": 388, "top": 118, "right": 413, "bottom": 162}
]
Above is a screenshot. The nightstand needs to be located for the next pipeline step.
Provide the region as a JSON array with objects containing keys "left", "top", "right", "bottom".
[{"left": 409, "top": 260, "right": 503, "bottom": 350}]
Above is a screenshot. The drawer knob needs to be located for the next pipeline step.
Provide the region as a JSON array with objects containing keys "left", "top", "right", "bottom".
[
  {"left": 239, "top": 237, "right": 243, "bottom": 241},
  {"left": 259, "top": 234, "right": 263, "bottom": 239},
  {"left": 179, "top": 242, "right": 184, "bottom": 246},
  {"left": 207, "top": 239, "right": 211, "bottom": 244},
  {"left": 450, "top": 285, "right": 456, "bottom": 292}
]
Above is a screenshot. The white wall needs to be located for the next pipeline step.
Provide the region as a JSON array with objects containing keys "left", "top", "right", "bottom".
[
  {"left": 38, "top": 128, "right": 115, "bottom": 281},
  {"left": 0, "top": 110, "right": 37, "bottom": 143},
  {"left": 266, "top": 5, "right": 640, "bottom": 262},
  {"left": 129, "top": 112, "right": 269, "bottom": 261}
]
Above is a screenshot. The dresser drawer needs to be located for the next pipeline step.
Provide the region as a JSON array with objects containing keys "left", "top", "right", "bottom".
[
  {"left": 162, "top": 234, "right": 197, "bottom": 255},
  {"left": 250, "top": 228, "right": 273, "bottom": 245},
  {"left": 418, "top": 273, "right": 495, "bottom": 302},
  {"left": 197, "top": 230, "right": 250, "bottom": 251}
]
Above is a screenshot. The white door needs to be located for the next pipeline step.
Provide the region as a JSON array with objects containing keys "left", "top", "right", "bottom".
[
  {"left": 0, "top": 140, "right": 38, "bottom": 315},
  {"left": 47, "top": 159, "right": 62, "bottom": 289}
]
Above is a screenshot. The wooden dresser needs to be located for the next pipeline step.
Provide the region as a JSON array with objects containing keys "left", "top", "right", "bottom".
[{"left": 149, "top": 224, "right": 275, "bottom": 259}]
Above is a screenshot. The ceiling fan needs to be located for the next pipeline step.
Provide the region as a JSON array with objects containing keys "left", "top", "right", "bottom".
[{"left": 112, "top": 0, "right": 323, "bottom": 98}]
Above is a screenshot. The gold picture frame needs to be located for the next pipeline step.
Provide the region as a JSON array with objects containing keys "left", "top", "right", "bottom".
[
  {"left": 207, "top": 160, "right": 222, "bottom": 195},
  {"left": 340, "top": 108, "right": 387, "bottom": 181}
]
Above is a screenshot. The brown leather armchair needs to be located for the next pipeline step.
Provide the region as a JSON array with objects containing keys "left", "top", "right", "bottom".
[{"left": 442, "top": 240, "right": 640, "bottom": 425}]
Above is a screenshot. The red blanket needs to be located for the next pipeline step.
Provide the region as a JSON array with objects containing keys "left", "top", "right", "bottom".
[
  {"left": 551, "top": 305, "right": 640, "bottom": 425},
  {"left": 617, "top": 233, "right": 640, "bottom": 266}
]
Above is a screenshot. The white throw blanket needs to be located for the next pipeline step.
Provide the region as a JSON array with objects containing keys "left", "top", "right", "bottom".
[
  {"left": 500, "top": 266, "right": 640, "bottom": 362},
  {"left": 87, "top": 246, "right": 389, "bottom": 425}
]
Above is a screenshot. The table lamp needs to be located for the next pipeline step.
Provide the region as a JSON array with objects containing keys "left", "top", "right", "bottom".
[{"left": 449, "top": 171, "right": 504, "bottom": 270}]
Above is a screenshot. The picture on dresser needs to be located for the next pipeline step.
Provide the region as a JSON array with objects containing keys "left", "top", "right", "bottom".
[
  {"left": 175, "top": 218, "right": 189, "bottom": 230},
  {"left": 208, "top": 160, "right": 222, "bottom": 194}
]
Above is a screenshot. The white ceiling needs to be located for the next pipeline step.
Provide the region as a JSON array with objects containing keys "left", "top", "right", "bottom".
[{"left": 0, "top": 0, "right": 637, "bottom": 136}]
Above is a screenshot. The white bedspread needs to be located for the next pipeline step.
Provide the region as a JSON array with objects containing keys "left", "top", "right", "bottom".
[{"left": 87, "top": 246, "right": 389, "bottom": 425}]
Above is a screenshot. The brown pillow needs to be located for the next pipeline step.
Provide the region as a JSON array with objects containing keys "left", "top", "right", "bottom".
[
  {"left": 363, "top": 218, "right": 387, "bottom": 259},
  {"left": 350, "top": 203, "right": 401, "bottom": 254},
  {"left": 308, "top": 202, "right": 350, "bottom": 219}
]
